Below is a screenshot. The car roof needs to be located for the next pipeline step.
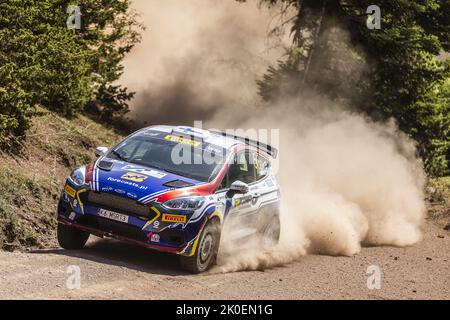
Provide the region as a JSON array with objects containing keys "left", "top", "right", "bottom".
[{"left": 138, "top": 125, "right": 244, "bottom": 150}]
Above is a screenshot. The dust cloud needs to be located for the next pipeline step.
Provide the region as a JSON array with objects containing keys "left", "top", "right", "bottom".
[
  {"left": 215, "top": 97, "right": 426, "bottom": 272},
  {"left": 122, "top": 0, "right": 289, "bottom": 125},
  {"left": 121, "top": 1, "right": 426, "bottom": 273}
]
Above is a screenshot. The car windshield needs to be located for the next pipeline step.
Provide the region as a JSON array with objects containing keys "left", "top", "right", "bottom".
[{"left": 108, "top": 133, "right": 228, "bottom": 182}]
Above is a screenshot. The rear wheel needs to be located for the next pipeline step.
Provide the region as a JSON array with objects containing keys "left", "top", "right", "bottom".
[
  {"left": 180, "top": 220, "right": 221, "bottom": 274},
  {"left": 57, "top": 223, "right": 90, "bottom": 250}
]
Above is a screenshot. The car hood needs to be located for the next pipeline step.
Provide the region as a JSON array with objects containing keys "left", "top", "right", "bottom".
[{"left": 91, "top": 158, "right": 204, "bottom": 202}]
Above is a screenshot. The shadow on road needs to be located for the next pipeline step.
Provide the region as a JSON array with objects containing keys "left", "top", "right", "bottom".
[{"left": 31, "top": 238, "right": 186, "bottom": 276}]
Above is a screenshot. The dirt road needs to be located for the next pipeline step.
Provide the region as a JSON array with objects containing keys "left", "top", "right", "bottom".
[{"left": 0, "top": 220, "right": 448, "bottom": 300}]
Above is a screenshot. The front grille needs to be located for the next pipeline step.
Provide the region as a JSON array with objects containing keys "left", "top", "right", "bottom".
[
  {"left": 78, "top": 215, "right": 148, "bottom": 242},
  {"left": 87, "top": 191, "right": 156, "bottom": 219}
]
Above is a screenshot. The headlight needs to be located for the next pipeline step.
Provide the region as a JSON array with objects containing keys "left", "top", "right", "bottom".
[
  {"left": 162, "top": 196, "right": 205, "bottom": 210},
  {"left": 70, "top": 167, "right": 86, "bottom": 186}
]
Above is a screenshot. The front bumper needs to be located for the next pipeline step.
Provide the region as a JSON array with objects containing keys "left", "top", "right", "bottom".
[
  {"left": 57, "top": 218, "right": 184, "bottom": 254},
  {"left": 57, "top": 180, "right": 213, "bottom": 256}
]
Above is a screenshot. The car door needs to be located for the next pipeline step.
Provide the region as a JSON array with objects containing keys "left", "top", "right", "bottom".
[
  {"left": 217, "top": 150, "right": 278, "bottom": 238},
  {"left": 251, "top": 152, "right": 279, "bottom": 216},
  {"left": 224, "top": 150, "right": 259, "bottom": 224}
]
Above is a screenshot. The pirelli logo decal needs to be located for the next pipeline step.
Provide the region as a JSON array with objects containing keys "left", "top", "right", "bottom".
[
  {"left": 164, "top": 135, "right": 200, "bottom": 147},
  {"left": 64, "top": 185, "right": 76, "bottom": 198},
  {"left": 162, "top": 213, "right": 187, "bottom": 224}
]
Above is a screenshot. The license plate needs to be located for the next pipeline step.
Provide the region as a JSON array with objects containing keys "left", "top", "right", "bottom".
[{"left": 98, "top": 208, "right": 129, "bottom": 223}]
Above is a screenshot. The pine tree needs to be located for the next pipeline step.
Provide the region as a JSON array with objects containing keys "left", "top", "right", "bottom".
[
  {"left": 256, "top": 0, "right": 450, "bottom": 175},
  {"left": 0, "top": 0, "right": 142, "bottom": 143}
]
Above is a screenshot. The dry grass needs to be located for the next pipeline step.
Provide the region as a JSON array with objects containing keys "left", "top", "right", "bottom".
[
  {"left": 426, "top": 176, "right": 450, "bottom": 230},
  {"left": 0, "top": 109, "right": 123, "bottom": 251}
]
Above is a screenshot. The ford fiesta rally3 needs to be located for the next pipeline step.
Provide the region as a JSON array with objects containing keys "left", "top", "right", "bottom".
[{"left": 57, "top": 125, "right": 280, "bottom": 273}]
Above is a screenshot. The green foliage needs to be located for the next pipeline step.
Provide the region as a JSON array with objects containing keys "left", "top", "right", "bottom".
[
  {"left": 88, "top": 83, "right": 135, "bottom": 123},
  {"left": 75, "top": 0, "right": 142, "bottom": 120},
  {"left": 0, "top": 0, "right": 141, "bottom": 144},
  {"left": 257, "top": 0, "right": 450, "bottom": 176}
]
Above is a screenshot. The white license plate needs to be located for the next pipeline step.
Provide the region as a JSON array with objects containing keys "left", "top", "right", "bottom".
[{"left": 98, "top": 208, "right": 129, "bottom": 223}]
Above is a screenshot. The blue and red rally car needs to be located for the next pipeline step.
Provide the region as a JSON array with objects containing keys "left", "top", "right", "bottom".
[{"left": 57, "top": 126, "right": 280, "bottom": 273}]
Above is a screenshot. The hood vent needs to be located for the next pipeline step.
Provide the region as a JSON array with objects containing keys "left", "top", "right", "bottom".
[
  {"left": 163, "top": 179, "right": 194, "bottom": 188},
  {"left": 97, "top": 160, "right": 114, "bottom": 171}
]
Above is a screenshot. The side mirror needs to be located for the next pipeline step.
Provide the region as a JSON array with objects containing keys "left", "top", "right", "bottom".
[
  {"left": 227, "top": 180, "right": 249, "bottom": 198},
  {"left": 95, "top": 146, "right": 108, "bottom": 157}
]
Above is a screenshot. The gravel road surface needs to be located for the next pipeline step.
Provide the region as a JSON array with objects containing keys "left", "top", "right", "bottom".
[{"left": 0, "top": 221, "right": 448, "bottom": 300}]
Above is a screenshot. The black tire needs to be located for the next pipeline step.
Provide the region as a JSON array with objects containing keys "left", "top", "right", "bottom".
[
  {"left": 57, "top": 223, "right": 90, "bottom": 250},
  {"left": 179, "top": 219, "right": 221, "bottom": 274},
  {"left": 256, "top": 207, "right": 280, "bottom": 245}
]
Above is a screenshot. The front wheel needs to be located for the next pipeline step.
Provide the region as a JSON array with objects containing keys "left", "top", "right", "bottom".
[
  {"left": 57, "top": 223, "right": 90, "bottom": 250},
  {"left": 179, "top": 220, "right": 221, "bottom": 274}
]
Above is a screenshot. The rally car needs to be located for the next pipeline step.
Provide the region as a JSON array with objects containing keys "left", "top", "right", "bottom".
[{"left": 57, "top": 125, "right": 280, "bottom": 273}]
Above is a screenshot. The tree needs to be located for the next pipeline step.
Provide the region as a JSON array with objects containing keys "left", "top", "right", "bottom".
[
  {"left": 254, "top": 0, "right": 450, "bottom": 175},
  {"left": 0, "top": 0, "right": 91, "bottom": 141},
  {"left": 0, "top": 0, "right": 141, "bottom": 144},
  {"left": 74, "top": 0, "right": 142, "bottom": 122}
]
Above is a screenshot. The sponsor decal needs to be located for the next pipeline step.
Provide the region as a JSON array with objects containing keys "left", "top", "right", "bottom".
[
  {"left": 114, "top": 189, "right": 126, "bottom": 194},
  {"left": 151, "top": 233, "right": 160, "bottom": 242},
  {"left": 162, "top": 213, "right": 187, "bottom": 224},
  {"left": 107, "top": 177, "right": 148, "bottom": 190},
  {"left": 121, "top": 172, "right": 148, "bottom": 183},
  {"left": 153, "top": 220, "right": 160, "bottom": 229},
  {"left": 69, "top": 211, "right": 76, "bottom": 221},
  {"left": 127, "top": 192, "right": 138, "bottom": 199},
  {"left": 164, "top": 134, "right": 200, "bottom": 147},
  {"left": 64, "top": 185, "right": 76, "bottom": 198},
  {"left": 120, "top": 165, "right": 166, "bottom": 179},
  {"left": 233, "top": 195, "right": 252, "bottom": 208},
  {"left": 102, "top": 187, "right": 113, "bottom": 192}
]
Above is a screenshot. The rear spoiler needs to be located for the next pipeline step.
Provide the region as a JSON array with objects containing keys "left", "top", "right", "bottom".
[{"left": 209, "top": 130, "right": 278, "bottom": 159}]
